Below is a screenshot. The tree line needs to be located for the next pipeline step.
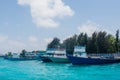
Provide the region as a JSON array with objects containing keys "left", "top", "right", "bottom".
[{"left": 47, "top": 30, "right": 120, "bottom": 54}]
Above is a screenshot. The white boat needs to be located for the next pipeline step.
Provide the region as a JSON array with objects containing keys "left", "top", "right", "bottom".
[
  {"left": 40, "top": 48, "right": 55, "bottom": 62},
  {"left": 49, "top": 49, "right": 70, "bottom": 63}
]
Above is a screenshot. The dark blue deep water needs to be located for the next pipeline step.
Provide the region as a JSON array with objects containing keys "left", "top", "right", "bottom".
[{"left": 0, "top": 58, "right": 120, "bottom": 80}]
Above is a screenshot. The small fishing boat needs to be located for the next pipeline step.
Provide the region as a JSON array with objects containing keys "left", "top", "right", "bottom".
[
  {"left": 49, "top": 48, "right": 70, "bottom": 63},
  {"left": 67, "top": 46, "right": 120, "bottom": 65},
  {"left": 40, "top": 48, "right": 55, "bottom": 62}
]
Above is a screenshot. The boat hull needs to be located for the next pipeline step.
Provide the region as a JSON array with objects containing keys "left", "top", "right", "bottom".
[
  {"left": 40, "top": 56, "right": 52, "bottom": 62},
  {"left": 67, "top": 55, "right": 120, "bottom": 65},
  {"left": 4, "top": 57, "right": 37, "bottom": 61},
  {"left": 49, "top": 57, "right": 70, "bottom": 63}
]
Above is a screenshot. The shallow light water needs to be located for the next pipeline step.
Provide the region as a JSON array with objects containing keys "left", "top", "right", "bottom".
[{"left": 0, "top": 58, "right": 120, "bottom": 80}]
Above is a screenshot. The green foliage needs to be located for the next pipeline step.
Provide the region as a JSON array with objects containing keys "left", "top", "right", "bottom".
[
  {"left": 96, "top": 31, "right": 107, "bottom": 53},
  {"left": 115, "top": 29, "right": 119, "bottom": 53},
  {"left": 63, "top": 34, "right": 77, "bottom": 54},
  {"left": 7, "top": 52, "right": 13, "bottom": 57},
  {"left": 77, "top": 33, "right": 88, "bottom": 46},
  {"left": 106, "top": 35, "right": 116, "bottom": 53},
  {"left": 86, "top": 32, "right": 97, "bottom": 53},
  {"left": 47, "top": 30, "right": 120, "bottom": 54},
  {"left": 20, "top": 49, "right": 27, "bottom": 57},
  {"left": 47, "top": 37, "right": 60, "bottom": 48},
  {"left": 87, "top": 31, "right": 117, "bottom": 53},
  {"left": 119, "top": 40, "right": 120, "bottom": 52}
]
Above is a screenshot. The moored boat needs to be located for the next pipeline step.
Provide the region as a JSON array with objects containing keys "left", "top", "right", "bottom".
[
  {"left": 40, "top": 55, "right": 53, "bottom": 62},
  {"left": 50, "top": 57, "right": 69, "bottom": 63},
  {"left": 4, "top": 52, "right": 38, "bottom": 61},
  {"left": 67, "top": 46, "right": 120, "bottom": 65},
  {"left": 49, "top": 48, "right": 70, "bottom": 63},
  {"left": 67, "top": 55, "right": 120, "bottom": 65},
  {"left": 4, "top": 57, "right": 37, "bottom": 61},
  {"left": 40, "top": 48, "right": 55, "bottom": 62}
]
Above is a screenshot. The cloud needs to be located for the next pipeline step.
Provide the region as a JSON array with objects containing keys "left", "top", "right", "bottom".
[
  {"left": 0, "top": 35, "right": 42, "bottom": 54},
  {"left": 44, "top": 38, "right": 53, "bottom": 44},
  {"left": 78, "top": 21, "right": 112, "bottom": 36},
  {"left": 8, "top": 40, "right": 26, "bottom": 48},
  {"left": 0, "top": 35, "right": 26, "bottom": 54},
  {"left": 28, "top": 36, "right": 39, "bottom": 49},
  {"left": 18, "top": 0, "right": 74, "bottom": 28},
  {"left": 0, "top": 35, "right": 50, "bottom": 54},
  {"left": 0, "top": 35, "right": 8, "bottom": 43},
  {"left": 78, "top": 21, "right": 101, "bottom": 36},
  {"left": 28, "top": 36, "right": 39, "bottom": 47},
  {"left": 28, "top": 36, "right": 38, "bottom": 43},
  {"left": 27, "top": 37, "right": 52, "bottom": 51}
]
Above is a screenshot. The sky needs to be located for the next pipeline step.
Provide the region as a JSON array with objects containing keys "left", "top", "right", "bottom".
[{"left": 0, "top": 0, "right": 120, "bottom": 54}]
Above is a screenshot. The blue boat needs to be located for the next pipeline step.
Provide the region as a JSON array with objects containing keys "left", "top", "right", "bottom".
[
  {"left": 67, "top": 55, "right": 120, "bottom": 65},
  {"left": 4, "top": 57, "right": 37, "bottom": 61},
  {"left": 67, "top": 46, "right": 120, "bottom": 65},
  {"left": 4, "top": 52, "right": 38, "bottom": 61}
]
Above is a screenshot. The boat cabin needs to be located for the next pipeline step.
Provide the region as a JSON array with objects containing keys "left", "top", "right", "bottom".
[
  {"left": 54, "top": 48, "right": 66, "bottom": 55},
  {"left": 12, "top": 53, "right": 20, "bottom": 58},
  {"left": 44, "top": 48, "right": 56, "bottom": 57},
  {"left": 74, "top": 46, "right": 87, "bottom": 58},
  {"left": 25, "top": 52, "right": 37, "bottom": 57},
  {"left": 46, "top": 48, "right": 55, "bottom": 54}
]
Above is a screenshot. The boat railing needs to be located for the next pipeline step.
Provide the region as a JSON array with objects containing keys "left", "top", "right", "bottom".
[
  {"left": 54, "top": 54, "right": 65, "bottom": 56},
  {"left": 88, "top": 53, "right": 120, "bottom": 57}
]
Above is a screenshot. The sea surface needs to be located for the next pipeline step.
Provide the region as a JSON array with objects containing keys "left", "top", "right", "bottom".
[{"left": 0, "top": 58, "right": 120, "bottom": 80}]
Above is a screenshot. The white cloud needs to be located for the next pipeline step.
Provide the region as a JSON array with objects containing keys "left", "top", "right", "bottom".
[
  {"left": 78, "top": 21, "right": 111, "bottom": 36},
  {"left": 42, "top": 38, "right": 53, "bottom": 49},
  {"left": 44, "top": 38, "right": 53, "bottom": 44},
  {"left": 18, "top": 0, "right": 74, "bottom": 28},
  {"left": 0, "top": 35, "right": 49, "bottom": 54},
  {"left": 0, "top": 35, "right": 8, "bottom": 43},
  {"left": 8, "top": 40, "right": 26, "bottom": 48},
  {"left": 28, "top": 36, "right": 38, "bottom": 43},
  {"left": 27, "top": 37, "right": 52, "bottom": 51},
  {"left": 0, "top": 35, "right": 26, "bottom": 54},
  {"left": 78, "top": 21, "right": 101, "bottom": 36},
  {"left": 28, "top": 36, "right": 39, "bottom": 47}
]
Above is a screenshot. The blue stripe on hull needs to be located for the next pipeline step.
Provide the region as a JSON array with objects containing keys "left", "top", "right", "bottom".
[
  {"left": 4, "top": 57, "right": 37, "bottom": 61},
  {"left": 67, "top": 55, "right": 120, "bottom": 65}
]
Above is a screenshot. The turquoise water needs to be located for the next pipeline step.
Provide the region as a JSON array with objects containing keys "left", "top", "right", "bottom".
[{"left": 0, "top": 58, "right": 120, "bottom": 80}]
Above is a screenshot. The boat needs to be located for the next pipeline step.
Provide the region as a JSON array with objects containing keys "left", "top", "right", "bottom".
[
  {"left": 49, "top": 48, "right": 70, "bottom": 63},
  {"left": 4, "top": 52, "right": 38, "bottom": 61},
  {"left": 40, "top": 55, "right": 53, "bottom": 62},
  {"left": 40, "top": 48, "right": 55, "bottom": 62},
  {"left": 36, "top": 51, "right": 46, "bottom": 61},
  {"left": 67, "top": 46, "right": 120, "bottom": 65},
  {"left": 4, "top": 57, "right": 37, "bottom": 61}
]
